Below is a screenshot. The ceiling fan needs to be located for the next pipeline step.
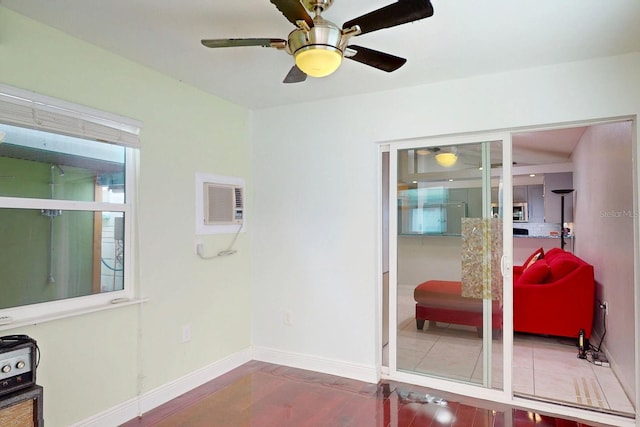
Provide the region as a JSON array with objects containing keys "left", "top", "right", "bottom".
[{"left": 201, "top": 0, "right": 434, "bottom": 83}]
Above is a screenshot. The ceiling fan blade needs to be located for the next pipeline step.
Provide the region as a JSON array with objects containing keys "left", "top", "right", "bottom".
[
  {"left": 269, "top": 0, "right": 314, "bottom": 28},
  {"left": 345, "top": 45, "right": 407, "bottom": 72},
  {"left": 283, "top": 65, "right": 307, "bottom": 83},
  {"left": 342, "top": 0, "right": 434, "bottom": 35},
  {"left": 201, "top": 38, "right": 286, "bottom": 48}
]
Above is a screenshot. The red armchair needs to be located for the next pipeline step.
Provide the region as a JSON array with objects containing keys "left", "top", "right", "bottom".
[{"left": 513, "top": 248, "right": 595, "bottom": 339}]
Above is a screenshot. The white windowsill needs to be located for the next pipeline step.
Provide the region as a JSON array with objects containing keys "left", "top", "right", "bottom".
[{"left": 0, "top": 297, "right": 149, "bottom": 332}]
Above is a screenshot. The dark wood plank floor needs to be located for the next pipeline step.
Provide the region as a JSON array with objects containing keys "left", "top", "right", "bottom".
[{"left": 121, "top": 361, "right": 610, "bottom": 427}]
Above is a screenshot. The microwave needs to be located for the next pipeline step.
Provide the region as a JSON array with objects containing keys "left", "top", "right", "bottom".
[
  {"left": 513, "top": 202, "right": 528, "bottom": 222},
  {"left": 491, "top": 202, "right": 528, "bottom": 222}
]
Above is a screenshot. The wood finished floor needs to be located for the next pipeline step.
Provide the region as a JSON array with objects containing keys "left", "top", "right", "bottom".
[{"left": 121, "top": 361, "right": 609, "bottom": 427}]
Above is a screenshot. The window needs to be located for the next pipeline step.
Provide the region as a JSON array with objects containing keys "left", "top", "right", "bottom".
[
  {"left": 399, "top": 186, "right": 449, "bottom": 234},
  {"left": 0, "top": 84, "right": 141, "bottom": 324}
]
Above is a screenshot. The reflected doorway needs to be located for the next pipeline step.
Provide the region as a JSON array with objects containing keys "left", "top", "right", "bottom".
[{"left": 393, "top": 140, "right": 505, "bottom": 389}]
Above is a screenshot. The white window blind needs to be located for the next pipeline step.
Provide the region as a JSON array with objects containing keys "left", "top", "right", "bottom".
[{"left": 0, "top": 83, "right": 142, "bottom": 148}]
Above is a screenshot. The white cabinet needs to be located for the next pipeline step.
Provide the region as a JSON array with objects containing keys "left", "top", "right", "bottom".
[
  {"left": 543, "top": 172, "right": 573, "bottom": 223},
  {"left": 447, "top": 184, "right": 549, "bottom": 223},
  {"left": 513, "top": 186, "right": 528, "bottom": 203},
  {"left": 527, "top": 185, "right": 545, "bottom": 223}
]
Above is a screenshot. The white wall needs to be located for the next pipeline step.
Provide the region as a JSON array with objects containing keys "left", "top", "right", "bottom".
[
  {"left": 513, "top": 237, "right": 569, "bottom": 265},
  {"left": 251, "top": 53, "right": 640, "bottom": 387},
  {"left": 572, "top": 121, "right": 635, "bottom": 397},
  {"left": 397, "top": 236, "right": 462, "bottom": 286},
  {"left": 1, "top": 8, "right": 252, "bottom": 426}
]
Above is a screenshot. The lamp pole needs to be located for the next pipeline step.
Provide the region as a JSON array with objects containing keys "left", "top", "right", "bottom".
[{"left": 551, "top": 189, "right": 574, "bottom": 250}]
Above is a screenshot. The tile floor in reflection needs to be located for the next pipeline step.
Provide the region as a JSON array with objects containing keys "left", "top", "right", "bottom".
[{"left": 395, "top": 283, "right": 635, "bottom": 416}]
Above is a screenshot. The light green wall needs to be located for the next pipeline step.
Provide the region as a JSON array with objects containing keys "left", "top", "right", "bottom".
[{"left": 1, "top": 7, "right": 252, "bottom": 426}]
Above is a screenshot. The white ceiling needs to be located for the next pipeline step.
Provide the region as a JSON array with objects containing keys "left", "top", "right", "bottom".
[
  {"left": 512, "top": 127, "right": 587, "bottom": 165},
  {"left": 3, "top": 0, "right": 640, "bottom": 110}
]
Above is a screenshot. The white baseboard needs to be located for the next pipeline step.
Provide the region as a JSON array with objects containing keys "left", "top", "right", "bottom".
[
  {"left": 72, "top": 346, "right": 377, "bottom": 426},
  {"left": 72, "top": 347, "right": 253, "bottom": 427},
  {"left": 252, "top": 345, "right": 379, "bottom": 384}
]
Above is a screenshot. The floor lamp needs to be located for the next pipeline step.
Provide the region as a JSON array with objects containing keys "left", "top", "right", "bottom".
[{"left": 551, "top": 189, "right": 574, "bottom": 250}]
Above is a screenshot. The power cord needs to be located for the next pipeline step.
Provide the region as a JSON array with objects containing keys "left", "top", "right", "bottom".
[
  {"left": 582, "top": 301, "right": 608, "bottom": 366},
  {"left": 592, "top": 301, "right": 607, "bottom": 353},
  {"left": 196, "top": 224, "right": 242, "bottom": 260}
]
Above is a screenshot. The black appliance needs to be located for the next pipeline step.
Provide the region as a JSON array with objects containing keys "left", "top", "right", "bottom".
[{"left": 0, "top": 335, "right": 38, "bottom": 397}]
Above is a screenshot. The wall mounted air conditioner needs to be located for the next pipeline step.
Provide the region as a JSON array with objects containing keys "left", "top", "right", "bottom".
[
  {"left": 195, "top": 173, "right": 246, "bottom": 235},
  {"left": 203, "top": 183, "right": 244, "bottom": 225}
]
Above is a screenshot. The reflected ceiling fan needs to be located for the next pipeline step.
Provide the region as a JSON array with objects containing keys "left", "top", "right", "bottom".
[
  {"left": 415, "top": 147, "right": 459, "bottom": 168},
  {"left": 201, "top": 0, "right": 434, "bottom": 83}
]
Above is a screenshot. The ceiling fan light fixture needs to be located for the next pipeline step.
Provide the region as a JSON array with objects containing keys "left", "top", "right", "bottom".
[
  {"left": 435, "top": 152, "right": 458, "bottom": 167},
  {"left": 294, "top": 46, "right": 342, "bottom": 77},
  {"left": 201, "top": 0, "right": 435, "bottom": 85}
]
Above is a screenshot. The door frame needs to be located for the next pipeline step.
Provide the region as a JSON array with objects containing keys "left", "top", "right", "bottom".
[
  {"left": 378, "top": 119, "right": 639, "bottom": 427},
  {"left": 385, "top": 131, "right": 514, "bottom": 397}
]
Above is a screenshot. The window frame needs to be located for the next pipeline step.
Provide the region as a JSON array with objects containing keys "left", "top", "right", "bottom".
[{"left": 0, "top": 84, "right": 141, "bottom": 327}]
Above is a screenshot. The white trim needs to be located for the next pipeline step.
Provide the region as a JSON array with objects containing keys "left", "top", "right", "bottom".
[
  {"left": 390, "top": 131, "right": 511, "bottom": 152},
  {"left": 0, "top": 84, "right": 142, "bottom": 131},
  {"left": 0, "top": 298, "right": 147, "bottom": 332},
  {"left": 0, "top": 197, "right": 127, "bottom": 212},
  {"left": 0, "top": 284, "right": 136, "bottom": 327},
  {"left": 632, "top": 116, "right": 640, "bottom": 420},
  {"left": 501, "top": 134, "right": 515, "bottom": 398},
  {"left": 385, "top": 370, "right": 635, "bottom": 427},
  {"left": 387, "top": 134, "right": 511, "bottom": 386},
  {"left": 376, "top": 144, "right": 389, "bottom": 374},
  {"left": 388, "top": 148, "right": 399, "bottom": 375},
  {"left": 71, "top": 348, "right": 253, "bottom": 427},
  {"left": 0, "top": 83, "right": 142, "bottom": 148},
  {"left": 252, "top": 346, "right": 379, "bottom": 384}
]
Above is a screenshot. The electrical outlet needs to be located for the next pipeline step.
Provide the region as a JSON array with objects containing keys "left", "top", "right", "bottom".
[
  {"left": 604, "top": 301, "right": 609, "bottom": 316},
  {"left": 182, "top": 324, "right": 192, "bottom": 343},
  {"left": 195, "top": 239, "right": 202, "bottom": 255},
  {"left": 283, "top": 310, "right": 292, "bottom": 326}
]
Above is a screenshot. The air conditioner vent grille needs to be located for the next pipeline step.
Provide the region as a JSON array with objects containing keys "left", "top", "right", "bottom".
[
  {"left": 204, "top": 183, "right": 244, "bottom": 225},
  {"left": 234, "top": 187, "right": 243, "bottom": 209}
]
